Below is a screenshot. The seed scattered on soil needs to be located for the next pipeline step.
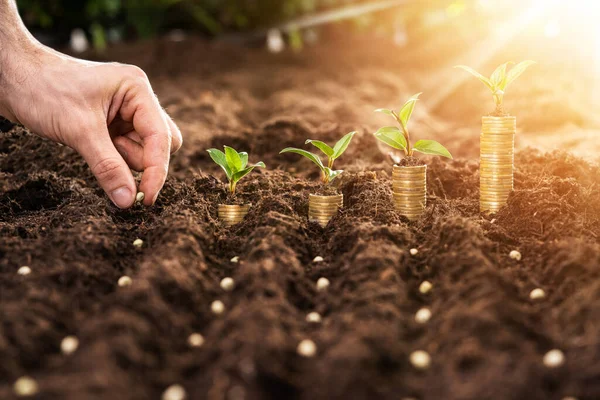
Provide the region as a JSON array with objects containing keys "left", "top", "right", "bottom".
[
  {"left": 415, "top": 308, "right": 432, "bottom": 324},
  {"left": 313, "top": 256, "right": 324, "bottom": 263},
  {"left": 306, "top": 312, "right": 322, "bottom": 323},
  {"left": 211, "top": 300, "right": 225, "bottom": 315},
  {"left": 187, "top": 333, "right": 205, "bottom": 348},
  {"left": 530, "top": 288, "right": 546, "bottom": 300},
  {"left": 410, "top": 248, "right": 419, "bottom": 255},
  {"left": 118, "top": 276, "right": 132, "bottom": 287},
  {"left": 133, "top": 238, "right": 144, "bottom": 248},
  {"left": 230, "top": 256, "right": 239, "bottom": 263},
  {"left": 60, "top": 336, "right": 79, "bottom": 355},
  {"left": 419, "top": 281, "right": 432, "bottom": 294},
  {"left": 543, "top": 349, "right": 565, "bottom": 368},
  {"left": 135, "top": 192, "right": 145, "bottom": 202},
  {"left": 162, "top": 384, "right": 187, "bottom": 400},
  {"left": 17, "top": 266, "right": 31, "bottom": 276},
  {"left": 316, "top": 277, "right": 330, "bottom": 291},
  {"left": 220, "top": 277, "right": 235, "bottom": 291},
  {"left": 13, "top": 376, "right": 38, "bottom": 397},
  {"left": 297, "top": 339, "right": 317, "bottom": 357},
  {"left": 410, "top": 350, "right": 431, "bottom": 370},
  {"left": 509, "top": 250, "right": 522, "bottom": 261}
]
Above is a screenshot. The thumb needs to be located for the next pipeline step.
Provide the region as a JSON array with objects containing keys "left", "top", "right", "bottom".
[{"left": 75, "top": 125, "right": 137, "bottom": 208}]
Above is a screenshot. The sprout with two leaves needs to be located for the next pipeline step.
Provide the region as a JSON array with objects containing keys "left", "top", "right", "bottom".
[
  {"left": 207, "top": 146, "right": 265, "bottom": 194},
  {"left": 279, "top": 131, "right": 357, "bottom": 184},
  {"left": 374, "top": 93, "right": 452, "bottom": 160},
  {"left": 455, "top": 61, "right": 536, "bottom": 115}
]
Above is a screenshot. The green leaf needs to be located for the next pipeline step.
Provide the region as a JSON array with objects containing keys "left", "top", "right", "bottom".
[
  {"left": 280, "top": 148, "right": 326, "bottom": 173},
  {"left": 503, "top": 60, "right": 536, "bottom": 90},
  {"left": 231, "top": 162, "right": 266, "bottom": 184},
  {"left": 490, "top": 61, "right": 513, "bottom": 89},
  {"left": 207, "top": 148, "right": 232, "bottom": 180},
  {"left": 454, "top": 65, "right": 493, "bottom": 91},
  {"left": 305, "top": 140, "right": 334, "bottom": 157},
  {"left": 374, "top": 126, "right": 407, "bottom": 151},
  {"left": 398, "top": 92, "right": 422, "bottom": 129},
  {"left": 332, "top": 131, "right": 357, "bottom": 159},
  {"left": 224, "top": 146, "right": 243, "bottom": 173},
  {"left": 374, "top": 108, "right": 394, "bottom": 116},
  {"left": 324, "top": 167, "right": 344, "bottom": 182},
  {"left": 412, "top": 140, "right": 453, "bottom": 159},
  {"left": 239, "top": 152, "right": 249, "bottom": 169}
]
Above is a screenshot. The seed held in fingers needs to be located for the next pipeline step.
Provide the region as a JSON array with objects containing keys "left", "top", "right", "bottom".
[
  {"left": 118, "top": 276, "right": 132, "bottom": 287},
  {"left": 297, "top": 339, "right": 317, "bottom": 357},
  {"left": 162, "top": 384, "right": 187, "bottom": 400},
  {"left": 415, "top": 307, "right": 432, "bottom": 324},
  {"left": 133, "top": 238, "right": 144, "bottom": 248},
  {"left": 187, "top": 333, "right": 205, "bottom": 348},
  {"left": 313, "top": 256, "right": 324, "bottom": 263},
  {"left": 419, "top": 280, "right": 432, "bottom": 294},
  {"left": 220, "top": 277, "right": 235, "bottom": 291},
  {"left": 211, "top": 300, "right": 225, "bottom": 315},
  {"left": 17, "top": 266, "right": 31, "bottom": 276},
  {"left": 410, "top": 350, "right": 431, "bottom": 370},
  {"left": 316, "top": 277, "right": 330, "bottom": 291},
  {"left": 543, "top": 349, "right": 565, "bottom": 368},
  {"left": 13, "top": 376, "right": 38, "bottom": 397},
  {"left": 136, "top": 192, "right": 145, "bottom": 203},
  {"left": 509, "top": 250, "right": 521, "bottom": 261},
  {"left": 306, "top": 312, "right": 322, "bottom": 323},
  {"left": 530, "top": 288, "right": 546, "bottom": 300},
  {"left": 60, "top": 336, "right": 79, "bottom": 355}
]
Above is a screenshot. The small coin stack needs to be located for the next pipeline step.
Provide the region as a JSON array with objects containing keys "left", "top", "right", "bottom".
[
  {"left": 480, "top": 116, "right": 516, "bottom": 213},
  {"left": 218, "top": 204, "right": 251, "bottom": 227},
  {"left": 309, "top": 194, "right": 343, "bottom": 227},
  {"left": 392, "top": 165, "right": 427, "bottom": 220}
]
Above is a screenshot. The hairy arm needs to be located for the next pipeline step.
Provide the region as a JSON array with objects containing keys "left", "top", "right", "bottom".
[{"left": 0, "top": 0, "right": 182, "bottom": 208}]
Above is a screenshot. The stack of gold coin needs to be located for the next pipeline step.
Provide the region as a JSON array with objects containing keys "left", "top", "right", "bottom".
[
  {"left": 392, "top": 165, "right": 427, "bottom": 220},
  {"left": 309, "top": 194, "right": 343, "bottom": 227},
  {"left": 480, "top": 116, "right": 516, "bottom": 212},
  {"left": 218, "top": 204, "right": 251, "bottom": 226}
]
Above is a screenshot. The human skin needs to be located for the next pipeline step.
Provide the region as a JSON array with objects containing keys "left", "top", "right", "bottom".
[{"left": 0, "top": 0, "right": 182, "bottom": 208}]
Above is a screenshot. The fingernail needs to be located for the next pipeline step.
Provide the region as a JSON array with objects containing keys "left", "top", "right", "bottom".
[{"left": 111, "top": 187, "right": 133, "bottom": 208}]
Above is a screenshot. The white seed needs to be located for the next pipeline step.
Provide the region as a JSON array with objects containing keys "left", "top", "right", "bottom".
[
  {"left": 409, "top": 350, "right": 431, "bottom": 370},
  {"left": 230, "top": 256, "right": 240, "bottom": 263},
  {"left": 13, "top": 376, "right": 38, "bottom": 397},
  {"left": 543, "top": 349, "right": 565, "bottom": 368},
  {"left": 187, "top": 333, "right": 205, "bottom": 348},
  {"left": 414, "top": 308, "right": 432, "bottom": 324},
  {"left": 490, "top": 218, "right": 497, "bottom": 224},
  {"left": 530, "top": 288, "right": 546, "bottom": 300},
  {"left": 60, "top": 336, "right": 79, "bottom": 355},
  {"left": 220, "top": 277, "right": 235, "bottom": 291},
  {"left": 419, "top": 281, "right": 432, "bottom": 294},
  {"left": 297, "top": 339, "right": 317, "bottom": 357},
  {"left": 133, "top": 238, "right": 144, "bottom": 248},
  {"left": 162, "top": 384, "right": 187, "bottom": 400},
  {"left": 410, "top": 248, "right": 419, "bottom": 256},
  {"left": 118, "top": 275, "right": 132, "bottom": 287},
  {"left": 211, "top": 300, "right": 225, "bottom": 315},
  {"left": 313, "top": 256, "right": 324, "bottom": 263},
  {"left": 509, "top": 250, "right": 522, "bottom": 261},
  {"left": 17, "top": 266, "right": 31, "bottom": 276},
  {"left": 316, "top": 277, "right": 330, "bottom": 291},
  {"left": 306, "top": 312, "right": 322, "bottom": 323},
  {"left": 135, "top": 192, "right": 145, "bottom": 202}
]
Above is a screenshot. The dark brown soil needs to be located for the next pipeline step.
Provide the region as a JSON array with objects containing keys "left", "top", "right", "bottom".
[{"left": 1, "top": 35, "right": 600, "bottom": 400}]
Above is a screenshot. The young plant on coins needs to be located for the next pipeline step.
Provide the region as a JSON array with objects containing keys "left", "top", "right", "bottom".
[
  {"left": 207, "top": 146, "right": 265, "bottom": 226},
  {"left": 280, "top": 131, "right": 356, "bottom": 227},
  {"left": 455, "top": 61, "right": 535, "bottom": 213},
  {"left": 374, "top": 92, "right": 452, "bottom": 220}
]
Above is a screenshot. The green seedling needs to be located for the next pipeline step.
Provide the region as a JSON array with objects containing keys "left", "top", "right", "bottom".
[
  {"left": 280, "top": 131, "right": 357, "bottom": 184},
  {"left": 207, "top": 146, "right": 266, "bottom": 194},
  {"left": 455, "top": 60, "right": 536, "bottom": 114},
  {"left": 374, "top": 93, "right": 452, "bottom": 159}
]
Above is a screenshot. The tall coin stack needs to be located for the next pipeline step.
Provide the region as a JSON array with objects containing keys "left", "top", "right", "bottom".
[
  {"left": 480, "top": 116, "right": 516, "bottom": 212},
  {"left": 392, "top": 165, "right": 427, "bottom": 220},
  {"left": 309, "top": 194, "right": 343, "bottom": 227},
  {"left": 218, "top": 204, "right": 251, "bottom": 226}
]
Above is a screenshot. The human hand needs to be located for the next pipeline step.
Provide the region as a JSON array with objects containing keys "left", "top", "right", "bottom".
[{"left": 0, "top": 44, "right": 182, "bottom": 208}]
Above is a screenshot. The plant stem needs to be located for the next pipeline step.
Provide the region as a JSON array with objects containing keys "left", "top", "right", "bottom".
[
  {"left": 393, "top": 111, "right": 411, "bottom": 156},
  {"left": 229, "top": 180, "right": 237, "bottom": 194}
]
